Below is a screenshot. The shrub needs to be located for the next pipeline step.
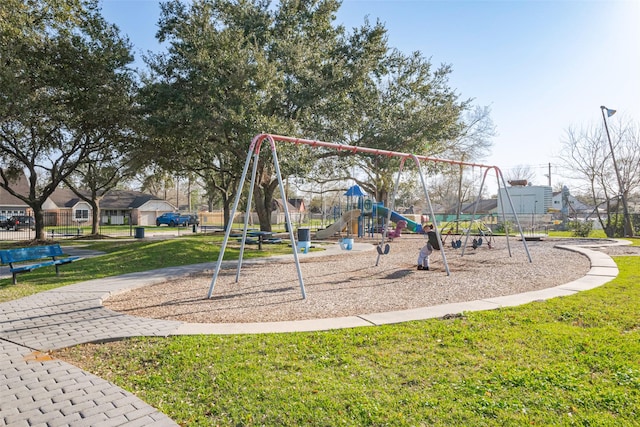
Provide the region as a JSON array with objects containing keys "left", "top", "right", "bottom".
[{"left": 570, "top": 220, "right": 593, "bottom": 237}]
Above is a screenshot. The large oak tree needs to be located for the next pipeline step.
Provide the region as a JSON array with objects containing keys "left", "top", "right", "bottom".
[
  {"left": 142, "top": 0, "right": 476, "bottom": 230},
  {"left": 0, "top": 0, "right": 137, "bottom": 239}
]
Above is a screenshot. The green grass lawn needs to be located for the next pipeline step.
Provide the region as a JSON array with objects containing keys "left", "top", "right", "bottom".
[
  {"left": 42, "top": 237, "right": 638, "bottom": 426},
  {"left": 547, "top": 229, "right": 609, "bottom": 239},
  {"left": 0, "top": 235, "right": 296, "bottom": 302}
]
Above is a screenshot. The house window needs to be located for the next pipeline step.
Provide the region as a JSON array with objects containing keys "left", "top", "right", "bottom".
[{"left": 75, "top": 209, "right": 89, "bottom": 220}]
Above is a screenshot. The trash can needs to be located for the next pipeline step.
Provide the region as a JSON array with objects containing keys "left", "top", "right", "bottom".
[
  {"left": 339, "top": 238, "right": 354, "bottom": 250},
  {"left": 134, "top": 227, "right": 145, "bottom": 239},
  {"left": 297, "top": 227, "right": 310, "bottom": 242}
]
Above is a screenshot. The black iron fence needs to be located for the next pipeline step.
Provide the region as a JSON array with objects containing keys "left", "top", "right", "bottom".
[
  {"left": 0, "top": 211, "right": 134, "bottom": 242},
  {"left": 0, "top": 211, "right": 208, "bottom": 242}
]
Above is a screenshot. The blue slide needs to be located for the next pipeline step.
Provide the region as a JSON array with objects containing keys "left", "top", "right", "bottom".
[{"left": 376, "top": 206, "right": 424, "bottom": 233}]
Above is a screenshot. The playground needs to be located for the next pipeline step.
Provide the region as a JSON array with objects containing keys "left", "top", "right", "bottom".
[
  {"left": 104, "top": 235, "right": 593, "bottom": 323},
  {"left": 104, "top": 133, "right": 605, "bottom": 323}
]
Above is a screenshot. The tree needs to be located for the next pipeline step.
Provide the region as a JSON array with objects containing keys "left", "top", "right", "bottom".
[
  {"left": 441, "top": 105, "right": 496, "bottom": 221},
  {"left": 63, "top": 144, "right": 139, "bottom": 235},
  {"left": 0, "top": 0, "right": 136, "bottom": 240},
  {"left": 505, "top": 165, "right": 537, "bottom": 185},
  {"left": 142, "top": 0, "right": 387, "bottom": 231},
  {"left": 325, "top": 49, "right": 470, "bottom": 206},
  {"left": 559, "top": 116, "right": 640, "bottom": 237},
  {"left": 140, "top": 0, "right": 282, "bottom": 227},
  {"left": 143, "top": 0, "right": 477, "bottom": 231}
]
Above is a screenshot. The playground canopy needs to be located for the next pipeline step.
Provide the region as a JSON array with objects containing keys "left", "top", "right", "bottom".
[{"left": 345, "top": 184, "right": 366, "bottom": 197}]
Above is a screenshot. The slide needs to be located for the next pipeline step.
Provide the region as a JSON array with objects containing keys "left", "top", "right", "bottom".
[
  {"left": 376, "top": 206, "right": 424, "bottom": 233},
  {"left": 315, "top": 209, "right": 361, "bottom": 239}
]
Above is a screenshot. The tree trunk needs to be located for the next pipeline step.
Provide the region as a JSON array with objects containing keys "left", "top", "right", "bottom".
[
  {"left": 222, "top": 193, "right": 231, "bottom": 229},
  {"left": 33, "top": 206, "right": 45, "bottom": 241},
  {"left": 253, "top": 179, "right": 280, "bottom": 232},
  {"left": 254, "top": 184, "right": 272, "bottom": 232},
  {"left": 90, "top": 199, "right": 100, "bottom": 235}
]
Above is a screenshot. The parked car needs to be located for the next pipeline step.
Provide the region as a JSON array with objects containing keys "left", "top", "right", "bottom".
[
  {"left": 155, "top": 212, "right": 188, "bottom": 227},
  {"left": 6, "top": 215, "right": 35, "bottom": 231},
  {"left": 0, "top": 215, "right": 8, "bottom": 228},
  {"left": 179, "top": 214, "right": 199, "bottom": 226}
]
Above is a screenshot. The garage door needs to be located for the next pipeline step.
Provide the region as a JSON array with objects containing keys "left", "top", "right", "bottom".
[{"left": 138, "top": 211, "right": 157, "bottom": 226}]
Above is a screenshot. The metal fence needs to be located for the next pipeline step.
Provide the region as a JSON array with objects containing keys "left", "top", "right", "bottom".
[
  {"left": 0, "top": 212, "right": 136, "bottom": 242},
  {"left": 0, "top": 211, "right": 209, "bottom": 242}
]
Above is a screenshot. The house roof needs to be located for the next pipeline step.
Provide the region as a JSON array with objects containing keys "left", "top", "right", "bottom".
[
  {"left": 461, "top": 199, "right": 498, "bottom": 214},
  {"left": 100, "top": 190, "right": 164, "bottom": 209},
  {"left": 288, "top": 198, "right": 305, "bottom": 212},
  {"left": 273, "top": 198, "right": 299, "bottom": 212},
  {"left": 0, "top": 173, "right": 29, "bottom": 207},
  {"left": 0, "top": 172, "right": 166, "bottom": 211},
  {"left": 47, "top": 187, "right": 82, "bottom": 208},
  {"left": 47, "top": 188, "right": 165, "bottom": 210}
]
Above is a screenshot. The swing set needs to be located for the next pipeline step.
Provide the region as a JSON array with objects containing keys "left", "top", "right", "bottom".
[
  {"left": 207, "top": 133, "right": 532, "bottom": 300},
  {"left": 441, "top": 219, "right": 495, "bottom": 251}
]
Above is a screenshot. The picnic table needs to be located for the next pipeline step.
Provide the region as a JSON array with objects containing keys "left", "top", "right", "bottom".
[{"left": 247, "top": 231, "right": 273, "bottom": 250}]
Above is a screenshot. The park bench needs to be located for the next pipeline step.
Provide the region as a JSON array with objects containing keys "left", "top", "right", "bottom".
[{"left": 0, "top": 244, "right": 80, "bottom": 285}]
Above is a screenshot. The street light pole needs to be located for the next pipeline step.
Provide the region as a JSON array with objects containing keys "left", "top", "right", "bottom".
[{"left": 600, "top": 105, "right": 633, "bottom": 237}]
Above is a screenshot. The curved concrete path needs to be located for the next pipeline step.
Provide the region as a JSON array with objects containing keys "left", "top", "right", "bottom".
[{"left": 0, "top": 240, "right": 625, "bottom": 426}]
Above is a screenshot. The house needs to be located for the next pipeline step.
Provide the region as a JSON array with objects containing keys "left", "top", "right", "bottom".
[
  {"left": 42, "top": 188, "right": 176, "bottom": 226},
  {"left": 271, "top": 198, "right": 305, "bottom": 224},
  {"left": 0, "top": 174, "right": 30, "bottom": 217},
  {"left": 551, "top": 186, "right": 594, "bottom": 217},
  {"left": 288, "top": 198, "right": 306, "bottom": 213},
  {"left": 0, "top": 172, "right": 176, "bottom": 225}
]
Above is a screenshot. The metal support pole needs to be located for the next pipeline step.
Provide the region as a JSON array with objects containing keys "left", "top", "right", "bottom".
[
  {"left": 412, "top": 154, "right": 450, "bottom": 275},
  {"left": 600, "top": 106, "right": 633, "bottom": 237}
]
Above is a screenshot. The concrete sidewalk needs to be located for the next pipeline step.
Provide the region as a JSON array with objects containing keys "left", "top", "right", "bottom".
[{"left": 0, "top": 241, "right": 624, "bottom": 426}]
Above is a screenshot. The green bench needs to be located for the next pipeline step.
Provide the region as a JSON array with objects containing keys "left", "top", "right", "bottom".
[{"left": 0, "top": 244, "right": 80, "bottom": 284}]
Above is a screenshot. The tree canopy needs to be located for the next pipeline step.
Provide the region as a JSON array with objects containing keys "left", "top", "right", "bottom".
[
  {"left": 0, "top": 0, "right": 137, "bottom": 239},
  {"left": 140, "top": 0, "right": 475, "bottom": 230}
]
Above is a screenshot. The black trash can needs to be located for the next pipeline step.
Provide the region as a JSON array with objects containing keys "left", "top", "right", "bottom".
[
  {"left": 134, "top": 227, "right": 145, "bottom": 239},
  {"left": 297, "top": 227, "right": 310, "bottom": 242}
]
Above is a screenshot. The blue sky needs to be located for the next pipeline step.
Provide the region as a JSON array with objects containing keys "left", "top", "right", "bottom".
[{"left": 101, "top": 0, "right": 640, "bottom": 189}]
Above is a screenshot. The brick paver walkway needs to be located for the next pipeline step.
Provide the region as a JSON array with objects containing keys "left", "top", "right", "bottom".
[{"left": 0, "top": 264, "right": 213, "bottom": 427}]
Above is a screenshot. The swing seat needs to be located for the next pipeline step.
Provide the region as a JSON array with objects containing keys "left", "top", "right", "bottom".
[
  {"left": 376, "top": 243, "right": 390, "bottom": 255},
  {"left": 472, "top": 237, "right": 484, "bottom": 250}
]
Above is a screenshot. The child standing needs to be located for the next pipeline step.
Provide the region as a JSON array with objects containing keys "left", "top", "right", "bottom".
[
  {"left": 417, "top": 241, "right": 432, "bottom": 270},
  {"left": 417, "top": 224, "right": 439, "bottom": 270}
]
